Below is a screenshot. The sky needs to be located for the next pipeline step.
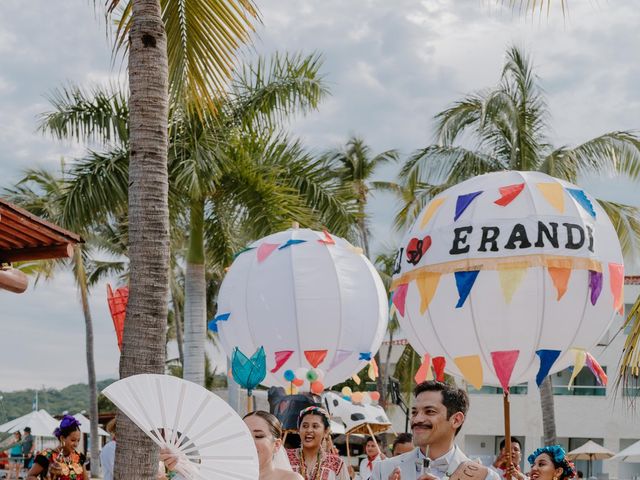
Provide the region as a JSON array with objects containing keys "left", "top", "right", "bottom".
[{"left": 0, "top": 0, "right": 639, "bottom": 392}]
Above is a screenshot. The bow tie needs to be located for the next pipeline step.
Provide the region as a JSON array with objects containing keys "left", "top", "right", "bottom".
[{"left": 428, "top": 459, "right": 449, "bottom": 474}]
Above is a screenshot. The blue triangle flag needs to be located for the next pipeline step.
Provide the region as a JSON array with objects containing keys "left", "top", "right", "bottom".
[
  {"left": 535, "top": 349, "right": 562, "bottom": 386},
  {"left": 454, "top": 270, "right": 480, "bottom": 308},
  {"left": 454, "top": 191, "right": 483, "bottom": 221},
  {"left": 278, "top": 239, "right": 307, "bottom": 250},
  {"left": 566, "top": 188, "right": 596, "bottom": 218},
  {"left": 207, "top": 312, "right": 230, "bottom": 333}
]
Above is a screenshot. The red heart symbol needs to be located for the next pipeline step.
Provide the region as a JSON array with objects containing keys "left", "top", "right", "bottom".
[
  {"left": 422, "top": 235, "right": 432, "bottom": 254},
  {"left": 406, "top": 236, "right": 432, "bottom": 265}
]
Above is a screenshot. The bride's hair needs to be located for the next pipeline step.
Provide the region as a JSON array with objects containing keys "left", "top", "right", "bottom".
[{"left": 243, "top": 410, "right": 283, "bottom": 440}]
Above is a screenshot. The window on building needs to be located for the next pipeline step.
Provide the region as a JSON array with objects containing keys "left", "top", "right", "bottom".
[
  {"left": 552, "top": 366, "right": 606, "bottom": 396},
  {"left": 622, "top": 374, "right": 640, "bottom": 398}
]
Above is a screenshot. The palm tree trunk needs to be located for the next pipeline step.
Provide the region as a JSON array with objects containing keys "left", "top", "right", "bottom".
[
  {"left": 115, "top": 1, "right": 170, "bottom": 479},
  {"left": 539, "top": 376, "right": 558, "bottom": 445},
  {"left": 73, "top": 247, "right": 100, "bottom": 477},
  {"left": 183, "top": 198, "right": 206, "bottom": 385},
  {"left": 381, "top": 328, "right": 395, "bottom": 407},
  {"left": 171, "top": 280, "right": 185, "bottom": 366}
]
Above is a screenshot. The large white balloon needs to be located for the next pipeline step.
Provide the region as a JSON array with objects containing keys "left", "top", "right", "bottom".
[
  {"left": 216, "top": 228, "right": 388, "bottom": 389},
  {"left": 391, "top": 171, "right": 624, "bottom": 388}
]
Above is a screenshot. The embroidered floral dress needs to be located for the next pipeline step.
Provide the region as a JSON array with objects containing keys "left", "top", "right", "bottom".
[
  {"left": 287, "top": 449, "right": 349, "bottom": 480},
  {"left": 33, "top": 448, "right": 86, "bottom": 480}
]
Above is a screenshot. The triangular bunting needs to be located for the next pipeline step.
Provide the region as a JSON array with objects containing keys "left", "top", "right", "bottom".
[
  {"left": 304, "top": 350, "right": 328, "bottom": 368},
  {"left": 233, "top": 246, "right": 256, "bottom": 259},
  {"left": 497, "top": 264, "right": 527, "bottom": 304},
  {"left": 454, "top": 270, "right": 480, "bottom": 308},
  {"left": 279, "top": 239, "right": 307, "bottom": 250},
  {"left": 270, "top": 350, "right": 294, "bottom": 373},
  {"left": 318, "top": 230, "right": 335, "bottom": 245},
  {"left": 454, "top": 191, "right": 483, "bottom": 221},
  {"left": 568, "top": 348, "right": 587, "bottom": 389},
  {"left": 454, "top": 355, "right": 483, "bottom": 390},
  {"left": 414, "top": 354, "right": 432, "bottom": 384},
  {"left": 490, "top": 350, "right": 520, "bottom": 392},
  {"left": 494, "top": 183, "right": 525, "bottom": 207},
  {"left": 416, "top": 272, "right": 442, "bottom": 314},
  {"left": 585, "top": 352, "right": 608, "bottom": 386},
  {"left": 392, "top": 284, "right": 409, "bottom": 316},
  {"left": 535, "top": 349, "right": 561, "bottom": 386},
  {"left": 608, "top": 263, "right": 624, "bottom": 315},
  {"left": 566, "top": 188, "right": 596, "bottom": 218},
  {"left": 432, "top": 356, "right": 446, "bottom": 382},
  {"left": 329, "top": 349, "right": 352, "bottom": 369},
  {"left": 257, "top": 243, "right": 279, "bottom": 262},
  {"left": 420, "top": 197, "right": 446, "bottom": 229},
  {"left": 536, "top": 182, "right": 565, "bottom": 213},
  {"left": 368, "top": 359, "right": 379, "bottom": 381},
  {"left": 352, "top": 374, "right": 361, "bottom": 385},
  {"left": 207, "top": 312, "right": 230, "bottom": 333},
  {"left": 589, "top": 270, "right": 603, "bottom": 306},
  {"left": 547, "top": 267, "right": 572, "bottom": 300}
]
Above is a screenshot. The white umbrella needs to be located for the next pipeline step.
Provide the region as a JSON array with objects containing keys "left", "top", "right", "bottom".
[
  {"left": 566, "top": 440, "right": 615, "bottom": 476},
  {"left": 72, "top": 413, "right": 109, "bottom": 437},
  {"left": 612, "top": 440, "right": 640, "bottom": 463},
  {"left": 0, "top": 409, "right": 58, "bottom": 437}
]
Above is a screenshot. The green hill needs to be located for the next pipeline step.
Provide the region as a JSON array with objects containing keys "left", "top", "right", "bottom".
[{"left": 0, "top": 379, "right": 116, "bottom": 423}]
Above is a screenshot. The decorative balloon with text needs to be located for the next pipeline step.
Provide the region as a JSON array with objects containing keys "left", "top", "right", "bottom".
[{"left": 391, "top": 171, "right": 623, "bottom": 390}]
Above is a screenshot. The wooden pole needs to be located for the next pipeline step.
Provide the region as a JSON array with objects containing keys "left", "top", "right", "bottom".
[
  {"left": 346, "top": 433, "right": 351, "bottom": 464},
  {"left": 366, "top": 424, "right": 380, "bottom": 450},
  {"left": 247, "top": 393, "right": 253, "bottom": 413},
  {"left": 503, "top": 392, "right": 512, "bottom": 480}
]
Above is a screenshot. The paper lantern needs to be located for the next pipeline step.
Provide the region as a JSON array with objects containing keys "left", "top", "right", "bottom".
[
  {"left": 216, "top": 227, "right": 388, "bottom": 389},
  {"left": 107, "top": 284, "right": 129, "bottom": 351},
  {"left": 392, "top": 171, "right": 623, "bottom": 389}
]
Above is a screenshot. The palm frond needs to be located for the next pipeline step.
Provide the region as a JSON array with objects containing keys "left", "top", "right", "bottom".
[
  {"left": 86, "top": 259, "right": 127, "bottom": 287},
  {"left": 614, "top": 295, "right": 640, "bottom": 402},
  {"left": 597, "top": 199, "right": 640, "bottom": 259}
]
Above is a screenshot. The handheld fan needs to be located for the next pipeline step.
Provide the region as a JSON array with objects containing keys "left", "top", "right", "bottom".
[{"left": 102, "top": 374, "right": 258, "bottom": 480}]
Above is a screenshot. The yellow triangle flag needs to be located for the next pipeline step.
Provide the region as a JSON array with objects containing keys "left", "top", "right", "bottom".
[
  {"left": 454, "top": 355, "right": 483, "bottom": 390},
  {"left": 537, "top": 183, "right": 565, "bottom": 213},
  {"left": 568, "top": 348, "right": 587, "bottom": 389},
  {"left": 352, "top": 374, "right": 361, "bottom": 385},
  {"left": 548, "top": 267, "right": 572, "bottom": 300},
  {"left": 420, "top": 197, "right": 446, "bottom": 229},
  {"left": 497, "top": 264, "right": 527, "bottom": 304},
  {"left": 416, "top": 272, "right": 442, "bottom": 313}
]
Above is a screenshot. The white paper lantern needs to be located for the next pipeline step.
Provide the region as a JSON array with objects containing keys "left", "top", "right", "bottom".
[
  {"left": 215, "top": 228, "right": 388, "bottom": 389},
  {"left": 391, "top": 171, "right": 623, "bottom": 389}
]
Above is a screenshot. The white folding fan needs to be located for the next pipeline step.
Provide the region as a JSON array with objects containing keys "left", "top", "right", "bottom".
[{"left": 102, "top": 374, "right": 259, "bottom": 480}]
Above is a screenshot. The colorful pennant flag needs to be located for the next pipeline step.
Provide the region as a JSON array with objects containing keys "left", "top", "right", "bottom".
[
  {"left": 368, "top": 358, "right": 379, "bottom": 380},
  {"left": 416, "top": 272, "right": 442, "bottom": 313},
  {"left": 304, "top": 350, "right": 328, "bottom": 368},
  {"left": 454, "top": 270, "right": 480, "bottom": 308},
  {"left": 536, "top": 183, "right": 565, "bottom": 213},
  {"left": 608, "top": 263, "right": 624, "bottom": 315},
  {"left": 432, "top": 356, "right": 446, "bottom": 382},
  {"left": 352, "top": 374, "right": 361, "bottom": 385},
  {"left": 497, "top": 264, "right": 527, "bottom": 304},
  {"left": 392, "top": 284, "right": 409, "bottom": 316},
  {"left": 491, "top": 350, "right": 520, "bottom": 392},
  {"left": 589, "top": 270, "right": 603, "bottom": 305},
  {"left": 359, "top": 352, "right": 372, "bottom": 361},
  {"left": 585, "top": 352, "right": 608, "bottom": 386},
  {"left": 257, "top": 243, "right": 279, "bottom": 262},
  {"left": 233, "top": 246, "right": 255, "bottom": 259},
  {"left": 454, "top": 191, "right": 483, "bottom": 221},
  {"left": 414, "top": 354, "right": 432, "bottom": 384},
  {"left": 279, "top": 239, "right": 307, "bottom": 250},
  {"left": 454, "top": 355, "right": 483, "bottom": 390},
  {"left": 207, "top": 312, "right": 230, "bottom": 333},
  {"left": 568, "top": 348, "right": 587, "bottom": 389},
  {"left": 329, "top": 349, "right": 352, "bottom": 369},
  {"left": 270, "top": 350, "right": 294, "bottom": 373},
  {"left": 547, "top": 267, "right": 572, "bottom": 300},
  {"left": 494, "top": 183, "right": 525, "bottom": 207},
  {"left": 566, "top": 188, "right": 596, "bottom": 218},
  {"left": 318, "top": 230, "right": 335, "bottom": 245},
  {"left": 535, "top": 349, "right": 561, "bottom": 386},
  {"left": 420, "top": 197, "right": 446, "bottom": 229}
]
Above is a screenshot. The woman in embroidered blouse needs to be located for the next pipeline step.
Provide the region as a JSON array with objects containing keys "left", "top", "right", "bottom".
[
  {"left": 286, "top": 406, "right": 350, "bottom": 480},
  {"left": 26, "top": 415, "right": 88, "bottom": 480},
  {"left": 516, "top": 445, "right": 576, "bottom": 480}
]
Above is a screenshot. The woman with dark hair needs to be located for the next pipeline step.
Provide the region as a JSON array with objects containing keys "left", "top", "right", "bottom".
[
  {"left": 6, "top": 431, "right": 22, "bottom": 480},
  {"left": 510, "top": 445, "right": 576, "bottom": 480},
  {"left": 286, "top": 406, "right": 349, "bottom": 480},
  {"left": 26, "top": 415, "right": 87, "bottom": 480}
]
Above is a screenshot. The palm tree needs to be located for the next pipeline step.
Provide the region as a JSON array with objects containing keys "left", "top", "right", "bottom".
[
  {"left": 4, "top": 167, "right": 103, "bottom": 476},
  {"left": 397, "top": 45, "right": 640, "bottom": 445}
]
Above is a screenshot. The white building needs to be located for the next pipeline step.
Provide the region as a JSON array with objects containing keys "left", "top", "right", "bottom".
[{"left": 384, "top": 276, "right": 640, "bottom": 480}]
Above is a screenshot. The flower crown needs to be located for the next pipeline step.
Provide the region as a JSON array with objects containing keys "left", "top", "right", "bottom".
[
  {"left": 297, "top": 406, "right": 330, "bottom": 429},
  {"left": 54, "top": 415, "right": 81, "bottom": 438},
  {"left": 528, "top": 445, "right": 576, "bottom": 479}
]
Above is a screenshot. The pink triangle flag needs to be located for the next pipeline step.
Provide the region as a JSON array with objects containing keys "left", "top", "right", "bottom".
[
  {"left": 490, "top": 350, "right": 520, "bottom": 392},
  {"left": 270, "top": 350, "right": 294, "bottom": 373},
  {"left": 329, "top": 349, "right": 352, "bottom": 369},
  {"left": 414, "top": 354, "right": 432, "bottom": 384},
  {"left": 257, "top": 243, "right": 279, "bottom": 263},
  {"left": 608, "top": 263, "right": 624, "bottom": 315},
  {"left": 392, "top": 284, "right": 409, "bottom": 317}
]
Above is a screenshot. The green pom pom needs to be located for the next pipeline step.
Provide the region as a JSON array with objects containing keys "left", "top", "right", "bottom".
[{"left": 306, "top": 369, "right": 319, "bottom": 382}]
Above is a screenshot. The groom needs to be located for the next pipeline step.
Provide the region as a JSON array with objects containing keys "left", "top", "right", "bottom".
[{"left": 371, "top": 381, "right": 499, "bottom": 480}]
